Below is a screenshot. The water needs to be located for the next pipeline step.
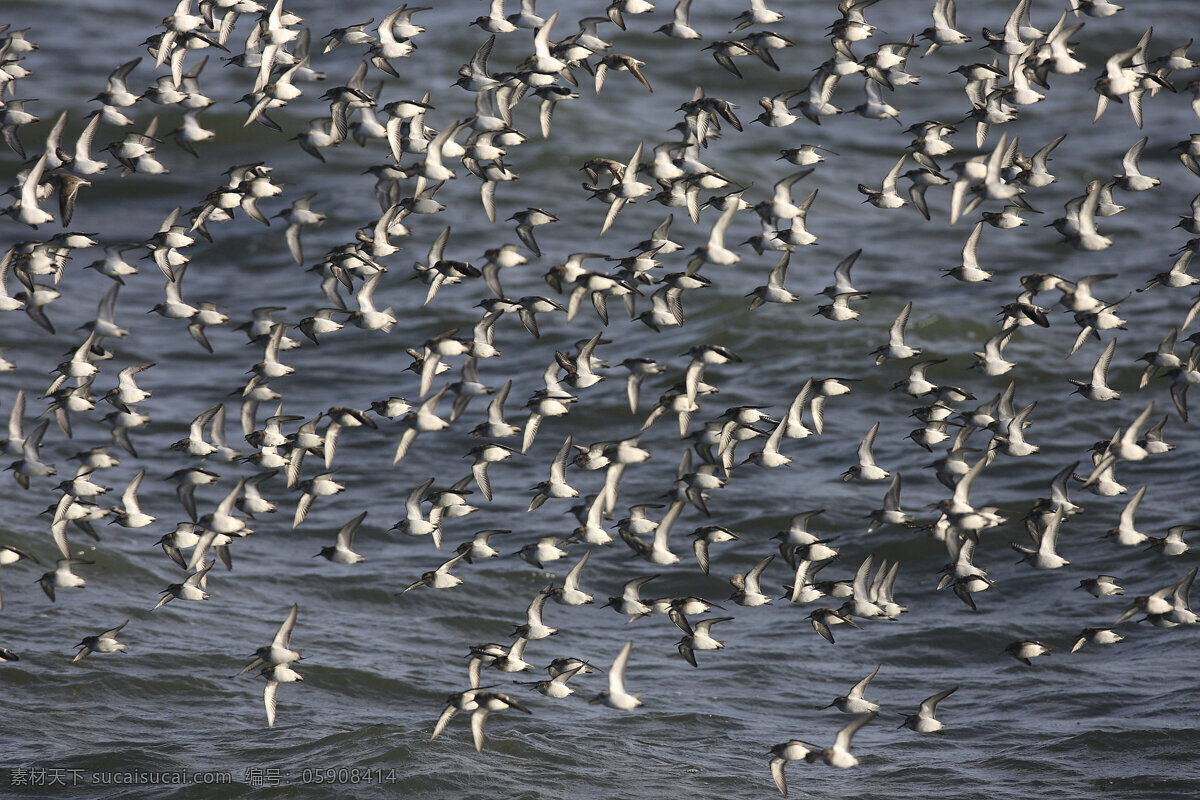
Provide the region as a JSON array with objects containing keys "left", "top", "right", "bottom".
[{"left": 1, "top": 1, "right": 1199, "bottom": 797}]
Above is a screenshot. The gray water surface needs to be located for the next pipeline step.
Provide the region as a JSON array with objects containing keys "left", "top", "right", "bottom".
[{"left": 1, "top": 1, "right": 1199, "bottom": 797}]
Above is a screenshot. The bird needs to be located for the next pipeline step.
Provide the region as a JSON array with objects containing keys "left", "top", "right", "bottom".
[
  {"left": 275, "top": 193, "right": 325, "bottom": 266},
  {"left": 293, "top": 472, "right": 345, "bottom": 529},
  {"left": 513, "top": 587, "right": 557, "bottom": 640},
  {"left": 921, "top": 0, "right": 970, "bottom": 54},
  {"left": 807, "top": 606, "right": 863, "bottom": 645},
  {"left": 691, "top": 524, "right": 743, "bottom": 575},
  {"left": 515, "top": 536, "right": 568, "bottom": 570},
  {"left": 469, "top": 691, "right": 531, "bottom": 752},
  {"left": 0, "top": 542, "right": 40, "bottom": 610},
  {"left": 1071, "top": 628, "right": 1124, "bottom": 652},
  {"left": 1078, "top": 574, "right": 1124, "bottom": 597},
  {"left": 657, "top": 0, "right": 701, "bottom": 39},
  {"left": 262, "top": 661, "right": 303, "bottom": 729},
  {"left": 314, "top": 511, "right": 367, "bottom": 564},
  {"left": 102, "top": 470, "right": 153, "bottom": 530},
  {"left": 672, "top": 610, "right": 735, "bottom": 667},
  {"left": 1005, "top": 639, "right": 1051, "bottom": 665},
  {"left": 1011, "top": 506, "right": 1070, "bottom": 569},
  {"left": 591, "top": 141, "right": 653, "bottom": 236},
  {"left": 1069, "top": 338, "right": 1120, "bottom": 401},
  {"left": 871, "top": 302, "right": 921, "bottom": 365},
  {"left": 73, "top": 620, "right": 129, "bottom": 662},
  {"left": 809, "top": 712, "right": 876, "bottom": 767},
  {"left": 900, "top": 686, "right": 958, "bottom": 732},
  {"left": 590, "top": 640, "right": 642, "bottom": 709},
  {"left": 683, "top": 344, "right": 741, "bottom": 407},
  {"left": 402, "top": 553, "right": 467, "bottom": 593},
  {"left": 943, "top": 221, "right": 992, "bottom": 282},
  {"left": 843, "top": 421, "right": 889, "bottom": 481},
  {"left": 853, "top": 79, "right": 902, "bottom": 124},
  {"left": 6, "top": 153, "right": 55, "bottom": 227},
  {"left": 747, "top": 252, "right": 800, "bottom": 309},
  {"left": 154, "top": 560, "right": 215, "bottom": 609},
  {"left": 769, "top": 739, "right": 816, "bottom": 797},
  {"left": 603, "top": 574, "right": 659, "bottom": 621},
  {"left": 858, "top": 153, "right": 907, "bottom": 208},
  {"left": 516, "top": 662, "right": 587, "bottom": 699},
  {"left": 1113, "top": 136, "right": 1159, "bottom": 191},
  {"left": 1148, "top": 525, "right": 1199, "bottom": 557},
  {"left": 823, "top": 665, "right": 881, "bottom": 714},
  {"left": 549, "top": 550, "right": 594, "bottom": 606},
  {"left": 528, "top": 435, "right": 579, "bottom": 510},
  {"left": 733, "top": 0, "right": 784, "bottom": 31},
  {"left": 686, "top": 196, "right": 744, "bottom": 272},
  {"left": 730, "top": 553, "right": 775, "bottom": 606}
]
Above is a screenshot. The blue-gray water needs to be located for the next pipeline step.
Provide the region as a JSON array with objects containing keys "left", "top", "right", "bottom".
[{"left": 1, "top": 1, "right": 1199, "bottom": 797}]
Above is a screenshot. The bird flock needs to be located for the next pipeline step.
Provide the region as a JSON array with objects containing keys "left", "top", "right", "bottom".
[{"left": 1, "top": 0, "right": 1199, "bottom": 793}]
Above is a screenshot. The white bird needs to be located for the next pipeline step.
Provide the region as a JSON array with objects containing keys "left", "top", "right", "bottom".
[
  {"left": 844, "top": 554, "right": 887, "bottom": 620},
  {"left": 154, "top": 560, "right": 215, "bottom": 608},
  {"left": 1069, "top": 338, "right": 1120, "bottom": 401},
  {"left": 747, "top": 252, "right": 801, "bottom": 309},
  {"left": 38, "top": 557, "right": 92, "bottom": 602},
  {"left": 262, "top": 662, "right": 303, "bottom": 728},
  {"left": 594, "top": 141, "right": 653, "bottom": 235},
  {"left": 871, "top": 301, "right": 921, "bottom": 364},
  {"left": 70, "top": 112, "right": 111, "bottom": 175},
  {"left": 516, "top": 662, "right": 586, "bottom": 699},
  {"left": 687, "top": 194, "right": 744, "bottom": 271},
  {"left": 672, "top": 611, "right": 734, "bottom": 668},
  {"left": 110, "top": 469, "right": 155, "bottom": 528},
  {"left": 239, "top": 603, "right": 302, "bottom": 677},
  {"left": 769, "top": 739, "right": 816, "bottom": 797},
  {"left": 853, "top": 79, "right": 902, "bottom": 124},
  {"left": 73, "top": 619, "right": 129, "bottom": 662},
  {"left": 900, "top": 686, "right": 958, "bottom": 732},
  {"left": 1113, "top": 136, "right": 1159, "bottom": 191},
  {"left": 1012, "top": 506, "right": 1069, "bottom": 569},
  {"left": 824, "top": 665, "right": 881, "bottom": 714},
  {"left": 513, "top": 587, "right": 557, "bottom": 640},
  {"left": 730, "top": 553, "right": 775, "bottom": 606},
  {"left": 733, "top": 0, "right": 784, "bottom": 31},
  {"left": 549, "top": 550, "right": 594, "bottom": 606},
  {"left": 657, "top": 0, "right": 701, "bottom": 39},
  {"left": 1106, "top": 486, "right": 1148, "bottom": 546},
  {"left": 1005, "top": 639, "right": 1051, "bottom": 665},
  {"left": 972, "top": 323, "right": 1018, "bottom": 376},
  {"left": 528, "top": 435, "right": 579, "bottom": 510},
  {"left": 11, "top": 418, "right": 55, "bottom": 489},
  {"left": 393, "top": 477, "right": 443, "bottom": 546},
  {"left": 402, "top": 552, "right": 467, "bottom": 592},
  {"left": 7, "top": 153, "right": 54, "bottom": 227},
  {"left": 528, "top": 11, "right": 567, "bottom": 75},
  {"left": 590, "top": 640, "right": 642, "bottom": 709},
  {"left": 921, "top": 0, "right": 970, "bottom": 55},
  {"left": 1064, "top": 179, "right": 1113, "bottom": 251},
  {"left": 858, "top": 153, "right": 907, "bottom": 209},
  {"left": 469, "top": 691, "right": 531, "bottom": 752},
  {"left": 942, "top": 221, "right": 992, "bottom": 282},
  {"left": 315, "top": 511, "right": 367, "bottom": 564},
  {"left": 292, "top": 471, "right": 345, "bottom": 529},
  {"left": 1071, "top": 628, "right": 1124, "bottom": 652},
  {"left": 810, "top": 712, "right": 876, "bottom": 767},
  {"left": 744, "top": 414, "right": 791, "bottom": 468},
  {"left": 843, "top": 421, "right": 888, "bottom": 481},
  {"left": 867, "top": 473, "right": 913, "bottom": 532},
  {"left": 603, "top": 574, "right": 659, "bottom": 620},
  {"left": 394, "top": 387, "right": 450, "bottom": 464}
]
